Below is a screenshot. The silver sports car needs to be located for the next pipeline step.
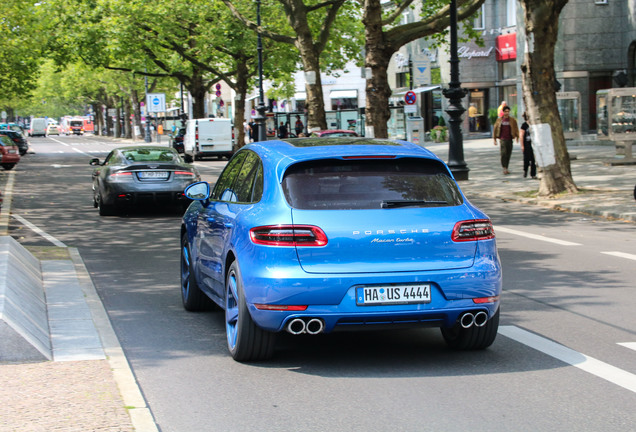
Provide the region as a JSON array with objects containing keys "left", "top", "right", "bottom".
[{"left": 90, "top": 146, "right": 200, "bottom": 216}]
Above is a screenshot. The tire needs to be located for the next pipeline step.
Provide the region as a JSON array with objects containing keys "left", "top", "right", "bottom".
[
  {"left": 225, "top": 261, "right": 275, "bottom": 361},
  {"left": 1, "top": 164, "right": 15, "bottom": 170},
  {"left": 98, "top": 194, "right": 116, "bottom": 216},
  {"left": 441, "top": 307, "right": 499, "bottom": 350},
  {"left": 180, "top": 235, "right": 215, "bottom": 311}
]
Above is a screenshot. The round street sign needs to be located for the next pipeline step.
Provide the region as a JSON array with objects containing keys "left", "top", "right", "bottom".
[{"left": 405, "top": 91, "right": 416, "bottom": 105}]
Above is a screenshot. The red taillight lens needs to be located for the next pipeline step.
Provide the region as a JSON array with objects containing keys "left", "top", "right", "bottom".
[
  {"left": 254, "top": 304, "right": 308, "bottom": 311},
  {"left": 109, "top": 171, "right": 133, "bottom": 180},
  {"left": 250, "top": 225, "right": 328, "bottom": 247},
  {"left": 452, "top": 219, "right": 495, "bottom": 242},
  {"left": 473, "top": 296, "right": 500, "bottom": 304},
  {"left": 174, "top": 171, "right": 195, "bottom": 177}
]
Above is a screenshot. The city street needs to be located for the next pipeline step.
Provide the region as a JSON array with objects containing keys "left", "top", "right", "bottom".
[{"left": 5, "top": 135, "right": 636, "bottom": 432}]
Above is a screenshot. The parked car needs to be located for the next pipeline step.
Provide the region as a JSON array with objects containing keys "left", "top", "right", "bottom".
[
  {"left": 0, "top": 134, "right": 21, "bottom": 170},
  {"left": 46, "top": 124, "right": 60, "bottom": 136},
  {"left": 0, "top": 129, "right": 29, "bottom": 155},
  {"left": 180, "top": 137, "right": 502, "bottom": 361},
  {"left": 169, "top": 127, "right": 186, "bottom": 153},
  {"left": 309, "top": 129, "right": 359, "bottom": 138},
  {"left": 90, "top": 146, "right": 200, "bottom": 216}
]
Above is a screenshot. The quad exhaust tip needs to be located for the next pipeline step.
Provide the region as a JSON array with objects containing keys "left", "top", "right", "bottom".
[{"left": 286, "top": 318, "right": 324, "bottom": 335}]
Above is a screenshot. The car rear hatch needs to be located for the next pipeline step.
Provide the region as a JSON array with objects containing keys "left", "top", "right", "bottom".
[{"left": 282, "top": 157, "right": 477, "bottom": 274}]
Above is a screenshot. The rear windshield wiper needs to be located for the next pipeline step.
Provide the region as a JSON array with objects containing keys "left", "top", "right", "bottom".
[{"left": 381, "top": 200, "right": 448, "bottom": 208}]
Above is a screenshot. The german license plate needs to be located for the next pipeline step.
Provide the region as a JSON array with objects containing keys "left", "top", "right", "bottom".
[
  {"left": 356, "top": 284, "right": 431, "bottom": 305},
  {"left": 139, "top": 171, "right": 168, "bottom": 179}
]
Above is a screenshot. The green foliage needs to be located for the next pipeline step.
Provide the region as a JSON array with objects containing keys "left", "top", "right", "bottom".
[
  {"left": 488, "top": 108, "right": 498, "bottom": 125},
  {"left": 437, "top": 115, "right": 446, "bottom": 127}
]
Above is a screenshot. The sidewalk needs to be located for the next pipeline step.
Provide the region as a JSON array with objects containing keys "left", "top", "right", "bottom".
[
  {"left": 0, "top": 136, "right": 634, "bottom": 432},
  {"left": 426, "top": 138, "right": 636, "bottom": 223}
]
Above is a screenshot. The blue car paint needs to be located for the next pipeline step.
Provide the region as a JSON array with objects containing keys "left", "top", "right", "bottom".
[{"left": 182, "top": 139, "right": 502, "bottom": 336}]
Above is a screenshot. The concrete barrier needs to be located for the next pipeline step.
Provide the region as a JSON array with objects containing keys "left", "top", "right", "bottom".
[{"left": 0, "top": 236, "right": 52, "bottom": 362}]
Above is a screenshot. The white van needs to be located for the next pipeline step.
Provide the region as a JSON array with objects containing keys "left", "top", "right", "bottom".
[
  {"left": 30, "top": 118, "right": 47, "bottom": 137},
  {"left": 183, "top": 118, "right": 234, "bottom": 162}
]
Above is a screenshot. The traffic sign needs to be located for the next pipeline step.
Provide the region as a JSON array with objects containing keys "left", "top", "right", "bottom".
[
  {"left": 146, "top": 93, "right": 166, "bottom": 113},
  {"left": 405, "top": 91, "right": 417, "bottom": 105}
]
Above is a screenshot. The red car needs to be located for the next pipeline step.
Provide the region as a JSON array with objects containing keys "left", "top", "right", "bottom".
[
  {"left": 0, "top": 134, "right": 21, "bottom": 170},
  {"left": 309, "top": 129, "right": 359, "bottom": 138}
]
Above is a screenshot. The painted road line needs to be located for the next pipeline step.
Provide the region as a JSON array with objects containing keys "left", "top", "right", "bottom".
[
  {"left": 495, "top": 226, "right": 581, "bottom": 246},
  {"left": 601, "top": 251, "right": 636, "bottom": 261},
  {"left": 73, "top": 147, "right": 96, "bottom": 157},
  {"left": 618, "top": 342, "right": 636, "bottom": 352},
  {"left": 499, "top": 326, "right": 636, "bottom": 394},
  {"left": 47, "top": 137, "right": 70, "bottom": 146},
  {"left": 11, "top": 214, "right": 67, "bottom": 248}
]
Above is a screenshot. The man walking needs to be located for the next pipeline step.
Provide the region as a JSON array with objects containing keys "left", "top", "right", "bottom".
[{"left": 492, "top": 106, "right": 519, "bottom": 175}]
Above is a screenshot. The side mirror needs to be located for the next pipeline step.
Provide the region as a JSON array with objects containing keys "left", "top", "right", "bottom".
[
  {"left": 184, "top": 181, "right": 211, "bottom": 201},
  {"left": 89, "top": 158, "right": 100, "bottom": 166}
]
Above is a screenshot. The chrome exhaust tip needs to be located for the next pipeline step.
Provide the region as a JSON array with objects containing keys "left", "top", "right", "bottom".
[
  {"left": 306, "top": 318, "right": 324, "bottom": 335},
  {"left": 286, "top": 318, "right": 306, "bottom": 335},
  {"left": 460, "top": 313, "right": 475, "bottom": 328},
  {"left": 474, "top": 311, "right": 488, "bottom": 327}
]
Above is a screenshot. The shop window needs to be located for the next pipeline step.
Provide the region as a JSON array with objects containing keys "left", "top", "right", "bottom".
[
  {"left": 501, "top": 61, "right": 518, "bottom": 80},
  {"left": 331, "top": 98, "right": 358, "bottom": 110},
  {"left": 396, "top": 72, "right": 409, "bottom": 89},
  {"left": 472, "top": 5, "right": 485, "bottom": 30},
  {"left": 506, "top": 0, "right": 516, "bottom": 27}
]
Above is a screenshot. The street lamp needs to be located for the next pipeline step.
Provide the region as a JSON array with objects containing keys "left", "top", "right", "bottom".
[
  {"left": 442, "top": 0, "right": 469, "bottom": 180},
  {"left": 254, "top": 0, "right": 267, "bottom": 142}
]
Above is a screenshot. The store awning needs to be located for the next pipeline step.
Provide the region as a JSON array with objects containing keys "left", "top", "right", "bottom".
[
  {"left": 330, "top": 90, "right": 358, "bottom": 99},
  {"left": 393, "top": 85, "right": 441, "bottom": 96},
  {"left": 246, "top": 94, "right": 259, "bottom": 101},
  {"left": 294, "top": 92, "right": 307, "bottom": 100}
]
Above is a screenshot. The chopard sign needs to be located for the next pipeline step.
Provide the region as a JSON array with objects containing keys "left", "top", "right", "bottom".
[{"left": 458, "top": 46, "right": 493, "bottom": 59}]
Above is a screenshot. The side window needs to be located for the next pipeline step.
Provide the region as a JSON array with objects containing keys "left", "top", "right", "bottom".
[
  {"left": 234, "top": 152, "right": 263, "bottom": 203},
  {"left": 104, "top": 152, "right": 116, "bottom": 165},
  {"left": 211, "top": 152, "right": 247, "bottom": 201}
]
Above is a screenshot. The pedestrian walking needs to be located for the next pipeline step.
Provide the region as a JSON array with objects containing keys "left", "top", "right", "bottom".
[
  {"left": 497, "top": 100, "right": 507, "bottom": 118},
  {"left": 468, "top": 103, "right": 478, "bottom": 132},
  {"left": 294, "top": 115, "right": 304, "bottom": 137},
  {"left": 519, "top": 112, "right": 537, "bottom": 179},
  {"left": 278, "top": 121, "right": 288, "bottom": 139},
  {"left": 492, "top": 106, "right": 519, "bottom": 175}
]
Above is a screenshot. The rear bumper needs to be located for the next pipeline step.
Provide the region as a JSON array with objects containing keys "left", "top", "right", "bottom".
[{"left": 240, "top": 256, "right": 502, "bottom": 333}]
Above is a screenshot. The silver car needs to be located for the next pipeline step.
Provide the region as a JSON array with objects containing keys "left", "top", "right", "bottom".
[{"left": 90, "top": 146, "right": 200, "bottom": 216}]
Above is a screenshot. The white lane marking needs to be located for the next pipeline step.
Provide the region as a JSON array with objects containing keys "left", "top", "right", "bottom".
[
  {"left": 499, "top": 326, "right": 636, "bottom": 394},
  {"left": 601, "top": 251, "right": 636, "bottom": 261},
  {"left": 618, "top": 342, "right": 636, "bottom": 352},
  {"left": 11, "top": 214, "right": 67, "bottom": 248},
  {"left": 73, "top": 147, "right": 95, "bottom": 157},
  {"left": 495, "top": 226, "right": 581, "bottom": 246},
  {"left": 47, "top": 137, "right": 70, "bottom": 146}
]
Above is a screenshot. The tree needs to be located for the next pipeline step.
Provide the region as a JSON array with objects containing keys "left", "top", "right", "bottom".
[
  {"left": 362, "top": 0, "right": 484, "bottom": 138},
  {"left": 519, "top": 0, "right": 577, "bottom": 196},
  {"left": 222, "top": 0, "right": 363, "bottom": 132}
]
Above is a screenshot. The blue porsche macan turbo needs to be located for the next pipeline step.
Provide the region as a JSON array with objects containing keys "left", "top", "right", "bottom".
[{"left": 180, "top": 137, "right": 502, "bottom": 361}]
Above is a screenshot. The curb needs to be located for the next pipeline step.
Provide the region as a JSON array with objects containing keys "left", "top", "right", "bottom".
[{"left": 69, "top": 247, "right": 159, "bottom": 432}]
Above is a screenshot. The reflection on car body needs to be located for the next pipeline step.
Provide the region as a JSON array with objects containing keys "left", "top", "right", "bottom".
[
  {"left": 90, "top": 146, "right": 200, "bottom": 216},
  {"left": 180, "top": 137, "right": 502, "bottom": 361}
]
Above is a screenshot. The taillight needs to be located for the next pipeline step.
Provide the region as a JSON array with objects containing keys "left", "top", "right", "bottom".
[
  {"left": 174, "top": 171, "right": 195, "bottom": 178},
  {"left": 473, "top": 296, "right": 500, "bottom": 304},
  {"left": 452, "top": 219, "right": 495, "bottom": 242},
  {"left": 254, "top": 304, "right": 308, "bottom": 311},
  {"left": 109, "top": 171, "right": 133, "bottom": 181},
  {"left": 250, "top": 225, "right": 328, "bottom": 247}
]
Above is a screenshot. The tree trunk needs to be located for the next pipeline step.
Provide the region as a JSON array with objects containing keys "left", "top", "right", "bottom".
[
  {"left": 299, "top": 50, "right": 327, "bottom": 131},
  {"left": 131, "top": 89, "right": 143, "bottom": 139},
  {"left": 363, "top": 0, "right": 392, "bottom": 138},
  {"left": 520, "top": 0, "right": 576, "bottom": 196},
  {"left": 188, "top": 73, "right": 207, "bottom": 119},
  {"left": 123, "top": 94, "right": 132, "bottom": 139},
  {"left": 234, "top": 61, "right": 250, "bottom": 149}
]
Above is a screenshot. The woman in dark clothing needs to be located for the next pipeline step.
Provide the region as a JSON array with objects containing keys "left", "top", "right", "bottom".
[{"left": 519, "top": 112, "right": 537, "bottom": 179}]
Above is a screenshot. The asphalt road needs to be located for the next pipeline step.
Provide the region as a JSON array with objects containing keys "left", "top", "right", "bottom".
[{"left": 8, "top": 135, "right": 636, "bottom": 432}]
